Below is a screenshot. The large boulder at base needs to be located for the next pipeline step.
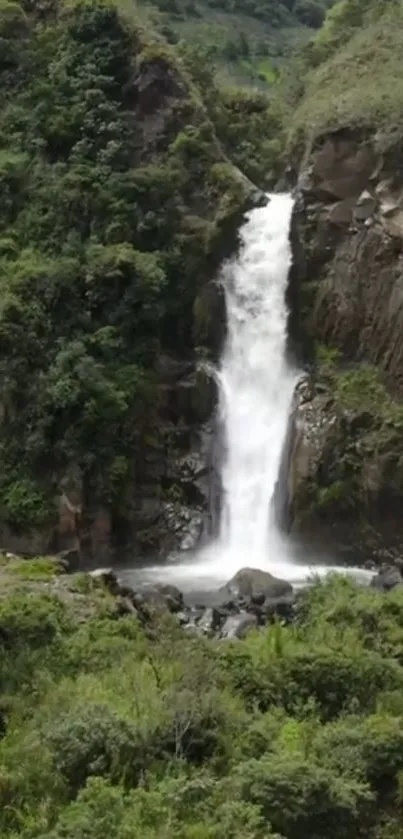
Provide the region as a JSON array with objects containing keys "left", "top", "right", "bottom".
[
  {"left": 223, "top": 568, "right": 293, "bottom": 601},
  {"left": 132, "top": 583, "right": 184, "bottom": 614}
]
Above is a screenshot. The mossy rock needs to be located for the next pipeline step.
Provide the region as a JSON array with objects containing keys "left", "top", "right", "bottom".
[{"left": 286, "top": 363, "right": 403, "bottom": 559}]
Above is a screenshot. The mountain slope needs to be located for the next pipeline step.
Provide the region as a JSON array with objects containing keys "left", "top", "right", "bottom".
[
  {"left": 0, "top": 0, "right": 264, "bottom": 559},
  {"left": 142, "top": 0, "right": 336, "bottom": 87},
  {"left": 287, "top": 0, "right": 403, "bottom": 151},
  {"left": 285, "top": 0, "right": 403, "bottom": 560}
]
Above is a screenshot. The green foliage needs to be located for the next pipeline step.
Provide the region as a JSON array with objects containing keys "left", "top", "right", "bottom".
[
  {"left": 8, "top": 555, "right": 61, "bottom": 579},
  {"left": 0, "top": 592, "right": 69, "bottom": 652},
  {"left": 0, "top": 478, "right": 55, "bottom": 530},
  {"left": 303, "top": 355, "right": 403, "bottom": 522},
  {"left": 0, "top": 0, "right": 264, "bottom": 541},
  {"left": 180, "top": 44, "right": 286, "bottom": 184},
  {"left": 2, "top": 575, "right": 403, "bottom": 838},
  {"left": 287, "top": 0, "right": 403, "bottom": 149},
  {"left": 46, "top": 703, "right": 143, "bottom": 793},
  {"left": 148, "top": 0, "right": 336, "bottom": 86},
  {"left": 233, "top": 753, "right": 371, "bottom": 839}
]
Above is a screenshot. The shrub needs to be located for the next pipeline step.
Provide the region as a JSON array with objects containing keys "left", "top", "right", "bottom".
[
  {"left": 314, "top": 713, "right": 403, "bottom": 794},
  {"left": 0, "top": 593, "right": 69, "bottom": 651},
  {"left": 45, "top": 704, "right": 143, "bottom": 794},
  {"left": 232, "top": 753, "right": 372, "bottom": 839}
]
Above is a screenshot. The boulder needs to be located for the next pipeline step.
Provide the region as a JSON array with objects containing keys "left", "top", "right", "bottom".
[
  {"left": 284, "top": 376, "right": 342, "bottom": 531},
  {"left": 114, "top": 595, "right": 139, "bottom": 617},
  {"left": 382, "top": 209, "right": 403, "bottom": 239},
  {"left": 220, "top": 612, "right": 257, "bottom": 640},
  {"left": 353, "top": 190, "right": 377, "bottom": 222},
  {"left": 89, "top": 568, "right": 119, "bottom": 594},
  {"left": 135, "top": 583, "right": 184, "bottom": 614},
  {"left": 263, "top": 593, "right": 295, "bottom": 622},
  {"left": 174, "top": 370, "right": 217, "bottom": 426},
  {"left": 197, "top": 607, "right": 221, "bottom": 634},
  {"left": 309, "top": 133, "right": 377, "bottom": 200},
  {"left": 327, "top": 198, "right": 355, "bottom": 226},
  {"left": 371, "top": 566, "right": 403, "bottom": 592},
  {"left": 58, "top": 548, "right": 81, "bottom": 573},
  {"left": 223, "top": 567, "right": 293, "bottom": 601}
]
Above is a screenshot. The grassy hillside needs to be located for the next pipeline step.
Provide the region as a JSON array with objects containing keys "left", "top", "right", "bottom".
[
  {"left": 286, "top": 0, "right": 403, "bottom": 150},
  {"left": 143, "top": 0, "right": 336, "bottom": 87}
]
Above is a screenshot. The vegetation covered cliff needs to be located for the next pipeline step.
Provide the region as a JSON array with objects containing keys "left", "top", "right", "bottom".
[
  {"left": 282, "top": 0, "right": 403, "bottom": 561},
  {"left": 0, "top": 0, "right": 280, "bottom": 560}
]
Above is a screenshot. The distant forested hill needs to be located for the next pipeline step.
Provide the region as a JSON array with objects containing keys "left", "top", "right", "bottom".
[{"left": 143, "top": 0, "right": 337, "bottom": 86}]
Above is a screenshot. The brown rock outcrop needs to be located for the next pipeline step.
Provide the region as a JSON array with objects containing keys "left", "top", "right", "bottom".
[
  {"left": 293, "top": 129, "right": 403, "bottom": 394},
  {"left": 287, "top": 128, "right": 403, "bottom": 559}
]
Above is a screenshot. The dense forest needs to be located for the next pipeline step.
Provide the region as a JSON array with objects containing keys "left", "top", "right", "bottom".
[
  {"left": 2, "top": 0, "right": 403, "bottom": 837},
  {"left": 0, "top": 0, "right": 289, "bottom": 558}
]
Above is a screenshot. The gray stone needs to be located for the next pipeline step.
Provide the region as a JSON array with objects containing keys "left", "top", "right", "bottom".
[
  {"left": 197, "top": 607, "right": 221, "bottom": 633},
  {"left": 140, "top": 583, "right": 184, "bottom": 613},
  {"left": 220, "top": 612, "right": 257, "bottom": 639},
  {"left": 114, "top": 595, "right": 139, "bottom": 617},
  {"left": 380, "top": 198, "right": 400, "bottom": 217},
  {"left": 58, "top": 548, "right": 81, "bottom": 573},
  {"left": 156, "top": 354, "right": 193, "bottom": 383},
  {"left": 297, "top": 166, "right": 314, "bottom": 195},
  {"left": 354, "top": 190, "right": 377, "bottom": 221},
  {"left": 89, "top": 568, "right": 118, "bottom": 592},
  {"left": 311, "top": 137, "right": 377, "bottom": 200},
  {"left": 371, "top": 566, "right": 403, "bottom": 591},
  {"left": 193, "top": 280, "right": 227, "bottom": 360},
  {"left": 382, "top": 210, "right": 403, "bottom": 239},
  {"left": 327, "top": 198, "right": 355, "bottom": 226},
  {"left": 263, "top": 593, "right": 295, "bottom": 620},
  {"left": 223, "top": 567, "right": 293, "bottom": 600}
]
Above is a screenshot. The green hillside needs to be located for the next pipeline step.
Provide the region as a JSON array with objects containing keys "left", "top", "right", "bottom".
[
  {"left": 143, "top": 0, "right": 336, "bottom": 86},
  {"left": 285, "top": 0, "right": 403, "bottom": 151}
]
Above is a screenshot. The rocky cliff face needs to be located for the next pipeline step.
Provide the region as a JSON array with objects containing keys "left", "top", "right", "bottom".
[{"left": 286, "top": 129, "right": 403, "bottom": 561}]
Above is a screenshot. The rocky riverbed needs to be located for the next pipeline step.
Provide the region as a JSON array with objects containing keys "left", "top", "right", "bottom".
[{"left": 1, "top": 550, "right": 399, "bottom": 639}]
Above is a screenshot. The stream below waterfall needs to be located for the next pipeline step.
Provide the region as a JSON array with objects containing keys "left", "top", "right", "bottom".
[{"left": 119, "top": 194, "right": 373, "bottom": 596}]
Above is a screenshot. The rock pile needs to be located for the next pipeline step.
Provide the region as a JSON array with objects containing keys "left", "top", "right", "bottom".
[{"left": 89, "top": 566, "right": 296, "bottom": 639}]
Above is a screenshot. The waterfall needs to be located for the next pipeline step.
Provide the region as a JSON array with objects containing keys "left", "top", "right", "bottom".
[
  {"left": 128, "top": 194, "right": 373, "bottom": 592},
  {"left": 216, "top": 193, "right": 297, "bottom": 563}
]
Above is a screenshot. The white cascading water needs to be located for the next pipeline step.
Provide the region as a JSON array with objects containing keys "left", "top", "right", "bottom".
[
  {"left": 217, "top": 193, "right": 297, "bottom": 565},
  {"left": 125, "top": 194, "right": 372, "bottom": 592}
]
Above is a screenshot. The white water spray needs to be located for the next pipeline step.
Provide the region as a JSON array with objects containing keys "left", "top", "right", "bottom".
[
  {"left": 217, "top": 193, "right": 297, "bottom": 563},
  {"left": 128, "top": 194, "right": 372, "bottom": 592}
]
